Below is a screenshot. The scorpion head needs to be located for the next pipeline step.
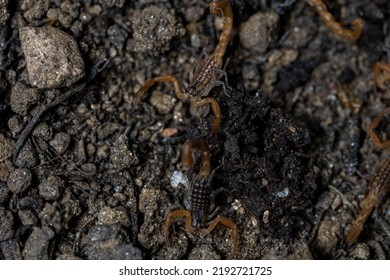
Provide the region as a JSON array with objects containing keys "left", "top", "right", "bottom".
[{"left": 184, "top": 84, "right": 199, "bottom": 98}]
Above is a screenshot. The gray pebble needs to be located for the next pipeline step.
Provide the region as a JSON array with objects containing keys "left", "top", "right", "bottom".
[
  {"left": 0, "top": 182, "right": 9, "bottom": 204},
  {"left": 107, "top": 24, "right": 127, "bottom": 50},
  {"left": 350, "top": 243, "right": 370, "bottom": 260},
  {"left": 83, "top": 224, "right": 143, "bottom": 260},
  {"left": 7, "top": 116, "right": 24, "bottom": 136},
  {"left": 22, "top": 226, "right": 55, "bottom": 260},
  {"left": 239, "top": 11, "right": 280, "bottom": 53},
  {"left": 14, "top": 141, "right": 38, "bottom": 168},
  {"left": 39, "top": 203, "right": 62, "bottom": 232},
  {"left": 49, "top": 132, "right": 71, "bottom": 155},
  {"left": 0, "top": 207, "right": 13, "bottom": 241},
  {"left": 19, "top": 25, "right": 85, "bottom": 89},
  {"left": 80, "top": 163, "right": 97, "bottom": 175},
  {"left": 7, "top": 168, "right": 32, "bottom": 194},
  {"left": 10, "top": 82, "right": 40, "bottom": 116},
  {"left": 97, "top": 206, "right": 130, "bottom": 227},
  {"left": 38, "top": 175, "right": 64, "bottom": 200},
  {"left": 132, "top": 5, "right": 185, "bottom": 55},
  {"left": 18, "top": 209, "right": 38, "bottom": 226},
  {"left": 0, "top": 0, "right": 9, "bottom": 25},
  {"left": 0, "top": 134, "right": 14, "bottom": 181},
  {"left": 314, "top": 220, "right": 340, "bottom": 257},
  {"left": 23, "top": 0, "right": 49, "bottom": 22},
  {"left": 110, "top": 134, "right": 139, "bottom": 170}
]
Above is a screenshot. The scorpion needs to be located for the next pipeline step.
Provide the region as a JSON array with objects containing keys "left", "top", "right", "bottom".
[
  {"left": 135, "top": 0, "right": 233, "bottom": 134},
  {"left": 165, "top": 138, "right": 238, "bottom": 256},
  {"left": 346, "top": 64, "right": 390, "bottom": 243}
]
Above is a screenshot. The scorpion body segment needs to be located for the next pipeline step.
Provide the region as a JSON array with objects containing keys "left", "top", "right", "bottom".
[
  {"left": 164, "top": 138, "right": 238, "bottom": 256},
  {"left": 136, "top": 0, "right": 233, "bottom": 134},
  {"left": 347, "top": 158, "right": 390, "bottom": 244}
]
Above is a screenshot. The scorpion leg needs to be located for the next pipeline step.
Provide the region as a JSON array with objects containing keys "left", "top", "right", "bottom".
[
  {"left": 307, "top": 0, "right": 364, "bottom": 41},
  {"left": 373, "top": 62, "right": 390, "bottom": 94},
  {"left": 164, "top": 209, "right": 193, "bottom": 247},
  {"left": 369, "top": 107, "right": 390, "bottom": 149},
  {"left": 205, "top": 216, "right": 238, "bottom": 256},
  {"left": 135, "top": 75, "right": 187, "bottom": 104},
  {"left": 192, "top": 98, "right": 221, "bottom": 134}
]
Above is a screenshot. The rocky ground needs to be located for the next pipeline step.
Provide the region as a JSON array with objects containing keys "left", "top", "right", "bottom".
[{"left": 0, "top": 0, "right": 389, "bottom": 260}]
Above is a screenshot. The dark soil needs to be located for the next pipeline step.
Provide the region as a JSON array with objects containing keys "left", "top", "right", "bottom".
[{"left": 0, "top": 0, "right": 389, "bottom": 260}]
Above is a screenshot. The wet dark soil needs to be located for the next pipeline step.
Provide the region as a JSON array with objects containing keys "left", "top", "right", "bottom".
[{"left": 0, "top": 0, "right": 389, "bottom": 260}]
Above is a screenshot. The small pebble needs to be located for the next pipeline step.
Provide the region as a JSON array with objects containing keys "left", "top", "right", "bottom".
[
  {"left": 18, "top": 209, "right": 38, "bottom": 226},
  {"left": 23, "top": 0, "right": 49, "bottom": 22},
  {"left": 132, "top": 5, "right": 185, "bottom": 55},
  {"left": 49, "top": 132, "right": 71, "bottom": 155},
  {"left": 97, "top": 206, "right": 130, "bottom": 227},
  {"left": 0, "top": 207, "right": 13, "bottom": 241},
  {"left": 350, "top": 243, "right": 370, "bottom": 260},
  {"left": 0, "top": 0, "right": 9, "bottom": 25},
  {"left": 239, "top": 11, "right": 280, "bottom": 53},
  {"left": 19, "top": 25, "right": 85, "bottom": 89},
  {"left": 39, "top": 203, "right": 62, "bottom": 232},
  {"left": 9, "top": 82, "right": 39, "bottom": 116},
  {"left": 110, "top": 134, "right": 139, "bottom": 170},
  {"left": 22, "top": 226, "right": 55, "bottom": 259},
  {"left": 38, "top": 175, "right": 64, "bottom": 200},
  {"left": 14, "top": 141, "right": 38, "bottom": 168},
  {"left": 7, "top": 168, "right": 32, "bottom": 194},
  {"left": 315, "top": 220, "right": 340, "bottom": 256}
]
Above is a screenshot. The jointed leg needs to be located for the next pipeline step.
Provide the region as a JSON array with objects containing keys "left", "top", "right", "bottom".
[
  {"left": 374, "top": 62, "right": 390, "bottom": 94},
  {"left": 204, "top": 216, "right": 238, "bottom": 255},
  {"left": 192, "top": 97, "right": 221, "bottom": 134},
  {"left": 369, "top": 107, "right": 390, "bottom": 149},
  {"left": 164, "top": 209, "right": 193, "bottom": 247},
  {"left": 135, "top": 75, "right": 186, "bottom": 104}
]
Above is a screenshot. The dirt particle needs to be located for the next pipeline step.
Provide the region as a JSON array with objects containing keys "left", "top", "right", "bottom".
[
  {"left": 18, "top": 209, "right": 38, "bottom": 226},
  {"left": 350, "top": 243, "right": 370, "bottom": 260},
  {"left": 150, "top": 91, "right": 175, "bottom": 114},
  {"left": 138, "top": 188, "right": 170, "bottom": 251},
  {"left": 82, "top": 224, "right": 142, "bottom": 260},
  {"left": 22, "top": 0, "right": 49, "bottom": 22},
  {"left": 19, "top": 25, "right": 85, "bottom": 89},
  {"left": 7, "top": 116, "right": 24, "bottom": 137},
  {"left": 107, "top": 24, "right": 127, "bottom": 51},
  {"left": 314, "top": 220, "right": 340, "bottom": 257},
  {"left": 188, "top": 244, "right": 221, "bottom": 260},
  {"left": 0, "top": 0, "right": 9, "bottom": 25},
  {"left": 22, "top": 226, "right": 55, "bottom": 259},
  {"left": 10, "top": 82, "right": 40, "bottom": 116},
  {"left": 97, "top": 206, "right": 130, "bottom": 227},
  {"left": 14, "top": 140, "right": 38, "bottom": 168},
  {"left": 7, "top": 168, "right": 32, "bottom": 194},
  {"left": 132, "top": 5, "right": 185, "bottom": 55},
  {"left": 38, "top": 175, "right": 64, "bottom": 201},
  {"left": 110, "top": 134, "right": 139, "bottom": 170},
  {"left": 39, "top": 202, "right": 62, "bottom": 232},
  {"left": 239, "top": 11, "right": 280, "bottom": 53},
  {"left": 0, "top": 207, "right": 13, "bottom": 241},
  {"left": 49, "top": 132, "right": 71, "bottom": 155},
  {"left": 0, "top": 134, "right": 14, "bottom": 181}
]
